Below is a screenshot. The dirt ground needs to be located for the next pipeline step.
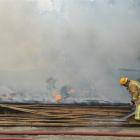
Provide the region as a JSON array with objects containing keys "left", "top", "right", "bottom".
[
  {"left": 0, "top": 127, "right": 139, "bottom": 140},
  {"left": 2, "top": 135, "right": 139, "bottom": 140},
  {"left": 26, "top": 136, "right": 140, "bottom": 140}
]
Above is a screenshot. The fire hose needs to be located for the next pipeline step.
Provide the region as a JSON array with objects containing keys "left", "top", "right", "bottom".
[
  {"left": 0, "top": 131, "right": 140, "bottom": 137},
  {"left": 0, "top": 138, "right": 32, "bottom": 140}
]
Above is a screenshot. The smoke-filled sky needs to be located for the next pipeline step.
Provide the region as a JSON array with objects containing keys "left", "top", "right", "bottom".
[{"left": 0, "top": 0, "right": 140, "bottom": 103}]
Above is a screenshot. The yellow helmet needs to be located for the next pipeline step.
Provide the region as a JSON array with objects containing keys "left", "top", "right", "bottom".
[{"left": 119, "top": 77, "right": 128, "bottom": 86}]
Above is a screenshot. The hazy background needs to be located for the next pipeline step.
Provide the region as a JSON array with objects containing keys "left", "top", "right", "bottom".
[{"left": 0, "top": 0, "right": 140, "bottom": 103}]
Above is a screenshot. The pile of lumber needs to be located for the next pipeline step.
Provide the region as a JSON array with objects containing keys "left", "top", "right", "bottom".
[{"left": 0, "top": 103, "right": 139, "bottom": 127}]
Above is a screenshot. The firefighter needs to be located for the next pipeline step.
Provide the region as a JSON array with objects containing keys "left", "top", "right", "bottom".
[{"left": 119, "top": 77, "right": 140, "bottom": 120}]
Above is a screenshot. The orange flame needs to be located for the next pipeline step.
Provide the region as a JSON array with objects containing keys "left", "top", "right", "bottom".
[{"left": 54, "top": 94, "right": 62, "bottom": 103}]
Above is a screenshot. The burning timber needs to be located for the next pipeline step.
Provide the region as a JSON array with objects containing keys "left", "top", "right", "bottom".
[{"left": 0, "top": 102, "right": 139, "bottom": 127}]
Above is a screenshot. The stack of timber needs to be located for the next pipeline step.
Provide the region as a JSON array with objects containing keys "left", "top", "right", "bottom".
[{"left": 0, "top": 103, "right": 139, "bottom": 127}]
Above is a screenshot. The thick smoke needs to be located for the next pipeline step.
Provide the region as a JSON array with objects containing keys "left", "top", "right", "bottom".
[{"left": 0, "top": 0, "right": 140, "bottom": 103}]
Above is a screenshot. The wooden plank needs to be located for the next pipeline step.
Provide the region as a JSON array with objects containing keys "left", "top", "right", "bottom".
[{"left": 0, "top": 103, "right": 138, "bottom": 127}]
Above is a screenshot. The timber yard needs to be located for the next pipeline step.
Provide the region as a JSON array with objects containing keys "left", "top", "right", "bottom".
[
  {"left": 0, "top": 0, "right": 140, "bottom": 140},
  {"left": 0, "top": 102, "right": 139, "bottom": 139}
]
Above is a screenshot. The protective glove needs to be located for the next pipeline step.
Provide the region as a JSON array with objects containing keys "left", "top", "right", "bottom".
[{"left": 130, "top": 100, "right": 135, "bottom": 107}]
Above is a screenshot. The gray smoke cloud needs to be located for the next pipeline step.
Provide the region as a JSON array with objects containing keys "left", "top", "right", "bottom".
[{"left": 0, "top": 0, "right": 140, "bottom": 103}]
